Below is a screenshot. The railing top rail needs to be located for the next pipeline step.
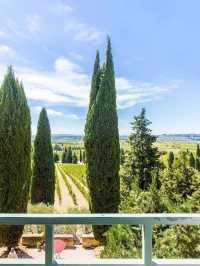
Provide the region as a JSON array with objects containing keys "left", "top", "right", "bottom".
[{"left": 0, "top": 213, "right": 200, "bottom": 225}]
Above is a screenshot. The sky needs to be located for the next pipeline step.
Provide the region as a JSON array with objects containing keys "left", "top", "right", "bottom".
[{"left": 0, "top": 0, "right": 200, "bottom": 135}]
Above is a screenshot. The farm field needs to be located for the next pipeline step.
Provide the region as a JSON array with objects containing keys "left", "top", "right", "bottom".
[{"left": 54, "top": 163, "right": 89, "bottom": 212}]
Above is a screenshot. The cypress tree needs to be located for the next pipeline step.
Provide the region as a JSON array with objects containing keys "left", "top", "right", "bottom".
[
  {"left": 84, "top": 38, "right": 120, "bottom": 241},
  {"left": 54, "top": 153, "right": 59, "bottom": 163},
  {"left": 168, "top": 151, "right": 174, "bottom": 168},
  {"left": 82, "top": 150, "right": 86, "bottom": 163},
  {"left": 0, "top": 67, "right": 31, "bottom": 248},
  {"left": 72, "top": 153, "right": 78, "bottom": 164},
  {"left": 67, "top": 147, "right": 73, "bottom": 163},
  {"left": 196, "top": 158, "right": 200, "bottom": 171},
  {"left": 31, "top": 108, "right": 55, "bottom": 205},
  {"left": 88, "top": 50, "right": 101, "bottom": 109},
  {"left": 79, "top": 149, "right": 82, "bottom": 162},
  {"left": 196, "top": 144, "right": 200, "bottom": 158},
  {"left": 189, "top": 152, "right": 195, "bottom": 168}
]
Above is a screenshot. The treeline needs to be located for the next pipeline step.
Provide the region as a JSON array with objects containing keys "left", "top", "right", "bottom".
[
  {"left": 61, "top": 147, "right": 86, "bottom": 164},
  {"left": 102, "top": 108, "right": 200, "bottom": 258},
  {"left": 0, "top": 68, "right": 55, "bottom": 251}
]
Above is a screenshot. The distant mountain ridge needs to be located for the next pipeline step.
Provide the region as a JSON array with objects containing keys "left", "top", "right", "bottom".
[{"left": 45, "top": 134, "right": 200, "bottom": 142}]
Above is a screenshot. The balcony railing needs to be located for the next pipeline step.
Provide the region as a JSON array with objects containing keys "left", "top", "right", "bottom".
[{"left": 0, "top": 213, "right": 200, "bottom": 266}]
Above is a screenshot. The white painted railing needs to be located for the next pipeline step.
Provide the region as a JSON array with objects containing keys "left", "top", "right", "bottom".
[{"left": 0, "top": 213, "right": 200, "bottom": 266}]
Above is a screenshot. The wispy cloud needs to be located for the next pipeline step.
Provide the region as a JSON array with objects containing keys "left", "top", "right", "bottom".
[
  {"left": 32, "top": 106, "right": 64, "bottom": 117},
  {"left": 66, "top": 114, "right": 79, "bottom": 120},
  {"left": 0, "top": 58, "right": 179, "bottom": 110},
  {"left": 65, "top": 22, "right": 103, "bottom": 43},
  {"left": 0, "top": 45, "right": 15, "bottom": 58},
  {"left": 26, "top": 14, "right": 40, "bottom": 34}
]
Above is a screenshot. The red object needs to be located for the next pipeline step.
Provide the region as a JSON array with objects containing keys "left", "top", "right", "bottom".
[{"left": 54, "top": 240, "right": 65, "bottom": 254}]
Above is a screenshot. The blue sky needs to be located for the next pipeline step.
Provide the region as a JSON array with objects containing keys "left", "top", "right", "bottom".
[{"left": 0, "top": 0, "right": 199, "bottom": 134}]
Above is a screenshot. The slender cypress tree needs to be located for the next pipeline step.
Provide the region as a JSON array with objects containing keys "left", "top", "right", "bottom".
[
  {"left": 168, "top": 151, "right": 174, "bottom": 168},
  {"left": 196, "top": 144, "right": 200, "bottom": 158},
  {"left": 31, "top": 108, "right": 55, "bottom": 205},
  {"left": 72, "top": 153, "right": 78, "bottom": 164},
  {"left": 84, "top": 38, "right": 120, "bottom": 241},
  {"left": 67, "top": 147, "right": 73, "bottom": 163},
  {"left": 0, "top": 67, "right": 31, "bottom": 248},
  {"left": 79, "top": 149, "right": 82, "bottom": 162},
  {"left": 189, "top": 152, "right": 195, "bottom": 168}
]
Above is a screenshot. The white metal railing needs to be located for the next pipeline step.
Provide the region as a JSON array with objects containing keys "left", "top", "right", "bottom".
[{"left": 0, "top": 213, "right": 200, "bottom": 266}]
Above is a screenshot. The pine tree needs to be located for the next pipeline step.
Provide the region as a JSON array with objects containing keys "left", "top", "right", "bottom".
[
  {"left": 126, "top": 108, "right": 160, "bottom": 190},
  {"left": 31, "top": 108, "right": 55, "bottom": 205},
  {"left": 0, "top": 67, "right": 31, "bottom": 248},
  {"left": 84, "top": 38, "right": 120, "bottom": 242},
  {"left": 168, "top": 151, "right": 174, "bottom": 168},
  {"left": 189, "top": 152, "right": 195, "bottom": 168}
]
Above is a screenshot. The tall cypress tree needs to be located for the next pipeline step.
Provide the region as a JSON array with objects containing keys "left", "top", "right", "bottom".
[
  {"left": 0, "top": 67, "right": 31, "bottom": 248},
  {"left": 84, "top": 38, "right": 120, "bottom": 241},
  {"left": 189, "top": 152, "right": 195, "bottom": 168},
  {"left": 168, "top": 151, "right": 174, "bottom": 168},
  {"left": 31, "top": 108, "right": 55, "bottom": 205}
]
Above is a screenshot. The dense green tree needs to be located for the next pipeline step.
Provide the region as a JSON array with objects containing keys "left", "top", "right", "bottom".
[
  {"left": 79, "top": 149, "right": 82, "bottom": 162},
  {"left": 72, "top": 153, "right": 78, "bottom": 164},
  {"left": 196, "top": 158, "right": 200, "bottom": 171},
  {"left": 61, "top": 151, "right": 67, "bottom": 163},
  {"left": 54, "top": 153, "right": 59, "bottom": 163},
  {"left": 0, "top": 67, "right": 31, "bottom": 248},
  {"left": 196, "top": 144, "right": 200, "bottom": 158},
  {"left": 189, "top": 152, "right": 195, "bottom": 168},
  {"left": 66, "top": 147, "right": 73, "bottom": 163},
  {"left": 168, "top": 151, "right": 174, "bottom": 168},
  {"left": 84, "top": 38, "right": 120, "bottom": 242},
  {"left": 31, "top": 108, "right": 55, "bottom": 205},
  {"left": 82, "top": 150, "right": 86, "bottom": 163},
  {"left": 120, "top": 148, "right": 125, "bottom": 165},
  {"left": 125, "top": 108, "right": 160, "bottom": 190}
]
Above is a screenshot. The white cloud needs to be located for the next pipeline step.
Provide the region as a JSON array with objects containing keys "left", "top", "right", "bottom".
[
  {"left": 66, "top": 114, "right": 79, "bottom": 120},
  {"left": 65, "top": 22, "right": 103, "bottom": 42},
  {"left": 32, "top": 106, "right": 64, "bottom": 116},
  {"left": 0, "top": 57, "right": 179, "bottom": 110},
  {"left": 0, "top": 45, "right": 15, "bottom": 58},
  {"left": 26, "top": 14, "right": 40, "bottom": 34}
]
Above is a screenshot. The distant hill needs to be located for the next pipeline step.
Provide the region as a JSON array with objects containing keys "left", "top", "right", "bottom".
[
  {"left": 158, "top": 134, "right": 200, "bottom": 141},
  {"left": 32, "top": 134, "right": 200, "bottom": 143}
]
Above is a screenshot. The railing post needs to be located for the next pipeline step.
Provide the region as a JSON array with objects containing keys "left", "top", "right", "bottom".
[
  {"left": 142, "top": 223, "right": 152, "bottom": 266},
  {"left": 45, "top": 224, "right": 54, "bottom": 266}
]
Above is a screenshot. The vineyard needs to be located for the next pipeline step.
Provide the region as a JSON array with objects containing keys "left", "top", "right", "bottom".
[{"left": 54, "top": 163, "right": 89, "bottom": 211}]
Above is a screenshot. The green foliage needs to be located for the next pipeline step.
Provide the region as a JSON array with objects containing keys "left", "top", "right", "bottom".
[
  {"left": 72, "top": 152, "right": 78, "bottom": 164},
  {"left": 101, "top": 225, "right": 141, "bottom": 258},
  {"left": 79, "top": 149, "right": 82, "bottom": 162},
  {"left": 84, "top": 38, "right": 120, "bottom": 241},
  {"left": 54, "top": 152, "right": 59, "bottom": 163},
  {"left": 168, "top": 151, "right": 174, "bottom": 168},
  {"left": 120, "top": 148, "right": 125, "bottom": 165},
  {"left": 125, "top": 108, "right": 160, "bottom": 190},
  {"left": 31, "top": 108, "right": 55, "bottom": 205},
  {"left": 0, "top": 67, "right": 31, "bottom": 247},
  {"left": 189, "top": 152, "right": 195, "bottom": 168}
]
